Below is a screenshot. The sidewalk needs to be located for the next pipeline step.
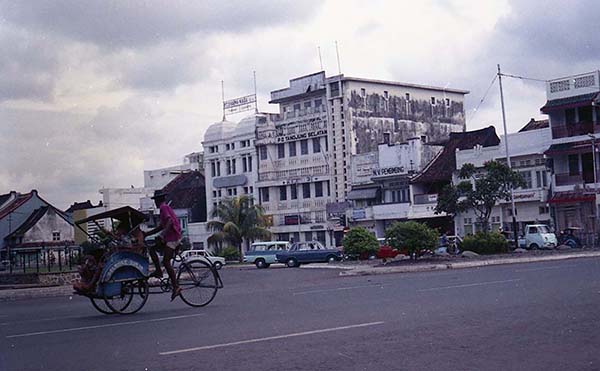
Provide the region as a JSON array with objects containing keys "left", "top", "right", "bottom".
[{"left": 337, "top": 249, "right": 600, "bottom": 276}]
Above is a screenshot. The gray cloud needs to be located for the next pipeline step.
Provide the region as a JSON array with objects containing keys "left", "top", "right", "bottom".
[
  {"left": 0, "top": 0, "right": 321, "bottom": 49},
  {"left": 0, "top": 25, "right": 60, "bottom": 101}
]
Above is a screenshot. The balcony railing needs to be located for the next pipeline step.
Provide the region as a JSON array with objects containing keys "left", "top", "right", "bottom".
[
  {"left": 413, "top": 193, "right": 438, "bottom": 205},
  {"left": 554, "top": 172, "right": 600, "bottom": 186},
  {"left": 258, "top": 165, "right": 329, "bottom": 182},
  {"left": 273, "top": 106, "right": 326, "bottom": 122},
  {"left": 551, "top": 121, "right": 598, "bottom": 139}
]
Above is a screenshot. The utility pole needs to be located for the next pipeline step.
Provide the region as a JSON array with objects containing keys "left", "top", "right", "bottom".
[
  {"left": 498, "top": 64, "right": 519, "bottom": 250},
  {"left": 589, "top": 133, "right": 598, "bottom": 245}
]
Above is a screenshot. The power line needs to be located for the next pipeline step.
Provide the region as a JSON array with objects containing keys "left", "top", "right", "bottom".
[
  {"left": 467, "top": 74, "right": 498, "bottom": 123},
  {"left": 499, "top": 72, "right": 547, "bottom": 83}
]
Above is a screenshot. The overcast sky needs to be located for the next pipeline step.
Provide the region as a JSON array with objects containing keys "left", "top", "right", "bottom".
[{"left": 1, "top": 0, "right": 598, "bottom": 209}]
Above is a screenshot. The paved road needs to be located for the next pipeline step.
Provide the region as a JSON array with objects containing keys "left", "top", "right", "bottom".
[{"left": 2, "top": 258, "right": 600, "bottom": 371}]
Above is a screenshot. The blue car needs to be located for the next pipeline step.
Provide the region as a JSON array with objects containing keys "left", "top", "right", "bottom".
[{"left": 276, "top": 241, "right": 342, "bottom": 268}]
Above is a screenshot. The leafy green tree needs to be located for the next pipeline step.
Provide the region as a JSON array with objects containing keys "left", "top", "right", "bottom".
[
  {"left": 207, "top": 195, "right": 271, "bottom": 261},
  {"left": 385, "top": 221, "right": 438, "bottom": 260},
  {"left": 342, "top": 227, "right": 379, "bottom": 258},
  {"left": 435, "top": 160, "right": 525, "bottom": 232}
]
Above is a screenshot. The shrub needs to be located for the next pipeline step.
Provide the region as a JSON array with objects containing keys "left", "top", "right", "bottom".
[
  {"left": 385, "top": 221, "right": 438, "bottom": 259},
  {"left": 342, "top": 227, "right": 379, "bottom": 258},
  {"left": 219, "top": 246, "right": 240, "bottom": 261},
  {"left": 461, "top": 232, "right": 508, "bottom": 255}
]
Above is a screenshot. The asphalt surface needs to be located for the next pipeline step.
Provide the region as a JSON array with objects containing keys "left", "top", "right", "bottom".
[{"left": 2, "top": 258, "right": 600, "bottom": 371}]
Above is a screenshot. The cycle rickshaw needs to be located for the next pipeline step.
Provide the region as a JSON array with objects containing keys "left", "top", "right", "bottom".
[{"left": 74, "top": 206, "right": 223, "bottom": 315}]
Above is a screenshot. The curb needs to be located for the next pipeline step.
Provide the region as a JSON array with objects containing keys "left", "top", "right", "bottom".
[
  {"left": 0, "top": 285, "right": 74, "bottom": 302},
  {"left": 339, "top": 251, "right": 600, "bottom": 277}
]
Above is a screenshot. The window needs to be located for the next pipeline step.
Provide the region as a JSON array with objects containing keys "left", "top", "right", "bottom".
[
  {"left": 248, "top": 156, "right": 253, "bottom": 172},
  {"left": 259, "top": 146, "right": 267, "bottom": 160},
  {"left": 231, "top": 142, "right": 235, "bottom": 150},
  {"left": 212, "top": 190, "right": 217, "bottom": 198},
  {"left": 225, "top": 143, "right": 230, "bottom": 151},
  {"left": 52, "top": 231, "right": 60, "bottom": 241},
  {"left": 430, "top": 97, "right": 436, "bottom": 105},
  {"left": 330, "top": 82, "right": 340, "bottom": 97},
  {"left": 520, "top": 171, "right": 532, "bottom": 189},
  {"left": 539, "top": 206, "right": 550, "bottom": 214},
  {"left": 243, "top": 157, "right": 248, "bottom": 172},
  {"left": 568, "top": 154, "right": 580, "bottom": 175},
  {"left": 536, "top": 170, "right": 548, "bottom": 188},
  {"left": 278, "top": 143, "right": 285, "bottom": 159},
  {"left": 580, "top": 106, "right": 593, "bottom": 122},
  {"left": 383, "top": 91, "right": 388, "bottom": 99},
  {"left": 279, "top": 186, "right": 287, "bottom": 201},
  {"left": 302, "top": 183, "right": 311, "bottom": 198},
  {"left": 315, "top": 182, "right": 323, "bottom": 197},
  {"left": 226, "top": 160, "right": 232, "bottom": 175},
  {"left": 289, "top": 142, "right": 296, "bottom": 157},
  {"left": 312, "top": 138, "right": 321, "bottom": 153},
  {"left": 565, "top": 108, "right": 576, "bottom": 124},
  {"left": 326, "top": 181, "right": 331, "bottom": 196},
  {"left": 291, "top": 184, "right": 298, "bottom": 200},
  {"left": 445, "top": 98, "right": 450, "bottom": 107},
  {"left": 360, "top": 88, "right": 366, "bottom": 97},
  {"left": 211, "top": 162, "right": 216, "bottom": 177},
  {"left": 314, "top": 99, "right": 322, "bottom": 108},
  {"left": 231, "top": 159, "right": 236, "bottom": 174},
  {"left": 405, "top": 93, "right": 410, "bottom": 101},
  {"left": 260, "top": 187, "right": 270, "bottom": 202},
  {"left": 304, "top": 101, "right": 311, "bottom": 108},
  {"left": 300, "top": 139, "right": 309, "bottom": 155},
  {"left": 293, "top": 103, "right": 301, "bottom": 111},
  {"left": 215, "top": 161, "right": 221, "bottom": 176}
]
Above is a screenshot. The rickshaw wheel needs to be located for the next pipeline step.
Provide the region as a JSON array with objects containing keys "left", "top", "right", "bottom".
[
  {"left": 90, "top": 297, "right": 115, "bottom": 315},
  {"left": 177, "top": 259, "right": 218, "bottom": 307},
  {"left": 103, "top": 268, "right": 149, "bottom": 315}
]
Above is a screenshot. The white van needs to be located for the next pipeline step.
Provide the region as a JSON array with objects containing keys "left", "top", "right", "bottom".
[{"left": 244, "top": 241, "right": 290, "bottom": 268}]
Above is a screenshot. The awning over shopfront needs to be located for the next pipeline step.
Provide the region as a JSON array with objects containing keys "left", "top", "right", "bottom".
[
  {"left": 347, "top": 187, "right": 379, "bottom": 200},
  {"left": 540, "top": 92, "right": 599, "bottom": 113},
  {"left": 548, "top": 190, "right": 595, "bottom": 204},
  {"left": 544, "top": 140, "right": 593, "bottom": 156}
]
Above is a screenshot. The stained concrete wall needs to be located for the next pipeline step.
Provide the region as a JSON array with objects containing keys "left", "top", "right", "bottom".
[
  {"left": 22, "top": 208, "right": 74, "bottom": 244},
  {"left": 347, "top": 88, "right": 465, "bottom": 154}
]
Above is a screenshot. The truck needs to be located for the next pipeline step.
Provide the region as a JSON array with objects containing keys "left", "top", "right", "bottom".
[{"left": 518, "top": 224, "right": 557, "bottom": 250}]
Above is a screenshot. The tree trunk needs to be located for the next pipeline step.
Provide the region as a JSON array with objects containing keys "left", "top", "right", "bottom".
[{"left": 237, "top": 243, "right": 243, "bottom": 263}]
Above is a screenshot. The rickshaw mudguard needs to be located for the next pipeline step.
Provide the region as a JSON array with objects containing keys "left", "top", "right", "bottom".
[{"left": 99, "top": 251, "right": 149, "bottom": 284}]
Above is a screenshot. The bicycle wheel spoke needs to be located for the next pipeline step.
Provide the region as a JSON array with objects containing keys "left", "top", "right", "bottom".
[{"left": 177, "top": 260, "right": 218, "bottom": 307}]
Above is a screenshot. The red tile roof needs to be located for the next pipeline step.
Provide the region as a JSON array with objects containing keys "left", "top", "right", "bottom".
[{"left": 411, "top": 126, "right": 501, "bottom": 184}]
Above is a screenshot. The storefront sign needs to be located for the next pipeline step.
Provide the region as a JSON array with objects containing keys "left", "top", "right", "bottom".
[
  {"left": 352, "top": 209, "right": 366, "bottom": 220},
  {"left": 373, "top": 166, "right": 405, "bottom": 176}
]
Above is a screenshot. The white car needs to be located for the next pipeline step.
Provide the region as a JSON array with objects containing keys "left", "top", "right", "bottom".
[{"left": 174, "top": 249, "right": 226, "bottom": 270}]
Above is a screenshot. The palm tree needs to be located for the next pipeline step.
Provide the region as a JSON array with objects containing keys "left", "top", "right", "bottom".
[{"left": 207, "top": 195, "right": 271, "bottom": 261}]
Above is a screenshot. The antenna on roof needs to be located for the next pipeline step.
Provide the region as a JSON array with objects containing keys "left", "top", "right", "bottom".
[
  {"left": 253, "top": 71, "right": 258, "bottom": 113},
  {"left": 317, "top": 46, "right": 323, "bottom": 71},
  {"left": 335, "top": 41, "right": 342, "bottom": 75},
  {"left": 221, "top": 80, "right": 226, "bottom": 121}
]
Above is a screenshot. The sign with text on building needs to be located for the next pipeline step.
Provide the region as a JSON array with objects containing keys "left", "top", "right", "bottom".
[
  {"left": 223, "top": 94, "right": 257, "bottom": 114},
  {"left": 275, "top": 129, "right": 327, "bottom": 143},
  {"left": 372, "top": 166, "right": 406, "bottom": 177}
]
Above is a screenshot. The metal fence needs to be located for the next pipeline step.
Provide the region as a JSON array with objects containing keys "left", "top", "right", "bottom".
[{"left": 1, "top": 246, "right": 82, "bottom": 275}]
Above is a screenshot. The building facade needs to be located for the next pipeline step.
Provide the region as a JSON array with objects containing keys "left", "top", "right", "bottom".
[
  {"left": 542, "top": 70, "right": 600, "bottom": 243},
  {"left": 346, "top": 137, "right": 443, "bottom": 238},
  {"left": 453, "top": 125, "right": 553, "bottom": 236},
  {"left": 256, "top": 73, "right": 333, "bottom": 247},
  {"left": 202, "top": 115, "right": 262, "bottom": 233}
]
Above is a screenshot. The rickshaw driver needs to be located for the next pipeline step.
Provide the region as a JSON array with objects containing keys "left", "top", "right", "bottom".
[{"left": 144, "top": 191, "right": 182, "bottom": 301}]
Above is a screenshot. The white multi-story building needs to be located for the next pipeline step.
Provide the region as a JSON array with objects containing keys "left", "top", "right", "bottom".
[
  {"left": 346, "top": 137, "right": 443, "bottom": 237},
  {"left": 202, "top": 114, "right": 262, "bottom": 223},
  {"left": 542, "top": 71, "right": 600, "bottom": 241},
  {"left": 256, "top": 73, "right": 333, "bottom": 246},
  {"left": 453, "top": 123, "right": 553, "bottom": 236}
]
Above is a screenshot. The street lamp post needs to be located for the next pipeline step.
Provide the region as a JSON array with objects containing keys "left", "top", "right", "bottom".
[{"left": 588, "top": 133, "right": 598, "bottom": 245}]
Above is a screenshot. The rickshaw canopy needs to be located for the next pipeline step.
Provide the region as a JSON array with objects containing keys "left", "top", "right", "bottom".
[{"left": 75, "top": 206, "right": 146, "bottom": 228}]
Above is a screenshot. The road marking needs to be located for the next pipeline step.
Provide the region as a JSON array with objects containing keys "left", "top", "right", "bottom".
[
  {"left": 1, "top": 314, "right": 93, "bottom": 326},
  {"left": 515, "top": 264, "right": 577, "bottom": 272},
  {"left": 159, "top": 321, "right": 385, "bottom": 355},
  {"left": 417, "top": 279, "right": 522, "bottom": 292},
  {"left": 6, "top": 313, "right": 205, "bottom": 338},
  {"left": 293, "top": 284, "right": 383, "bottom": 295}
]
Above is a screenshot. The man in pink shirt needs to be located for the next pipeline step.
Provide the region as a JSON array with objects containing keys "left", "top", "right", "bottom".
[{"left": 145, "top": 190, "right": 182, "bottom": 300}]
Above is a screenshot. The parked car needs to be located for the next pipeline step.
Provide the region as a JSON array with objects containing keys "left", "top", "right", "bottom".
[
  {"left": 376, "top": 238, "right": 400, "bottom": 261},
  {"left": 518, "top": 224, "right": 557, "bottom": 250},
  {"left": 276, "top": 241, "right": 342, "bottom": 268},
  {"left": 174, "top": 249, "right": 226, "bottom": 270},
  {"left": 243, "top": 241, "right": 290, "bottom": 269}
]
